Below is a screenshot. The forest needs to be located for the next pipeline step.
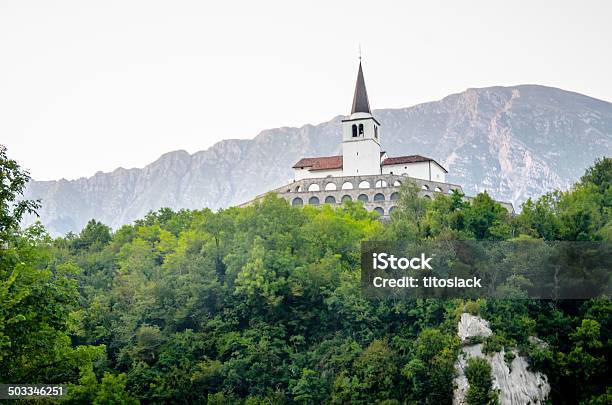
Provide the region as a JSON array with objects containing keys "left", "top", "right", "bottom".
[{"left": 1, "top": 144, "right": 610, "bottom": 404}]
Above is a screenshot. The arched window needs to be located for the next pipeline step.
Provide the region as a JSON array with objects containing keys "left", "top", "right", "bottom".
[
  {"left": 421, "top": 184, "right": 429, "bottom": 191},
  {"left": 309, "top": 196, "right": 320, "bottom": 205},
  {"left": 352, "top": 124, "right": 358, "bottom": 137},
  {"left": 358, "top": 123, "right": 364, "bottom": 135},
  {"left": 341, "top": 195, "right": 352, "bottom": 203},
  {"left": 390, "top": 192, "right": 400, "bottom": 201},
  {"left": 325, "top": 182, "right": 337, "bottom": 191},
  {"left": 296, "top": 185, "right": 302, "bottom": 192},
  {"left": 389, "top": 206, "right": 397, "bottom": 215},
  {"left": 423, "top": 195, "right": 431, "bottom": 200},
  {"left": 308, "top": 183, "right": 320, "bottom": 192},
  {"left": 292, "top": 197, "right": 303, "bottom": 207},
  {"left": 375, "top": 179, "right": 387, "bottom": 188},
  {"left": 324, "top": 196, "right": 336, "bottom": 204},
  {"left": 434, "top": 187, "right": 442, "bottom": 192},
  {"left": 358, "top": 180, "right": 370, "bottom": 189},
  {"left": 393, "top": 180, "right": 402, "bottom": 187},
  {"left": 341, "top": 181, "right": 354, "bottom": 190},
  {"left": 358, "top": 194, "right": 368, "bottom": 203},
  {"left": 374, "top": 193, "right": 385, "bottom": 202},
  {"left": 374, "top": 207, "right": 384, "bottom": 216}
]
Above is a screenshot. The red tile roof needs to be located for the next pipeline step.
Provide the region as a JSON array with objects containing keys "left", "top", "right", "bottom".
[
  {"left": 381, "top": 155, "right": 431, "bottom": 165},
  {"left": 292, "top": 155, "right": 343, "bottom": 171},
  {"left": 292, "top": 154, "right": 447, "bottom": 173},
  {"left": 382, "top": 155, "right": 448, "bottom": 173}
]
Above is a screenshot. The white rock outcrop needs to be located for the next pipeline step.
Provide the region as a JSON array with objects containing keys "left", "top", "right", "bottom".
[
  {"left": 453, "top": 313, "right": 550, "bottom": 405},
  {"left": 458, "top": 313, "right": 492, "bottom": 342}
]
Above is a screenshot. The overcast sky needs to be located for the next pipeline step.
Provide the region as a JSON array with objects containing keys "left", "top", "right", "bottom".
[{"left": 1, "top": 0, "right": 610, "bottom": 180}]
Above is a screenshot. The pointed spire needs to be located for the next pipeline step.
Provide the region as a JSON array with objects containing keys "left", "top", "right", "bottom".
[{"left": 351, "top": 61, "right": 371, "bottom": 114}]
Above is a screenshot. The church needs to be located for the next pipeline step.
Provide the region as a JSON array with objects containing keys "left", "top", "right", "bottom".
[
  {"left": 292, "top": 62, "right": 448, "bottom": 183},
  {"left": 243, "top": 62, "right": 513, "bottom": 217}
]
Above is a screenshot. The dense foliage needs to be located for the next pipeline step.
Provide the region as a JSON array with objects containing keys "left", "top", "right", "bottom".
[
  {"left": 464, "top": 357, "right": 497, "bottom": 405},
  {"left": 0, "top": 146, "right": 610, "bottom": 404}
]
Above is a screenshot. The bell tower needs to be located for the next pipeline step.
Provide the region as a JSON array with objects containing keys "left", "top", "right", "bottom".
[{"left": 341, "top": 61, "right": 381, "bottom": 176}]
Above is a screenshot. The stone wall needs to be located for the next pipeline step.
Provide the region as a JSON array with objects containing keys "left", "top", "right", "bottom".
[
  {"left": 242, "top": 173, "right": 514, "bottom": 216},
  {"left": 244, "top": 174, "right": 463, "bottom": 217}
]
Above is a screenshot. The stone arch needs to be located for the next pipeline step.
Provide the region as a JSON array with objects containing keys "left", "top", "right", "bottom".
[
  {"left": 374, "top": 207, "right": 385, "bottom": 216},
  {"left": 358, "top": 194, "right": 369, "bottom": 203},
  {"left": 308, "top": 196, "right": 320, "bottom": 205},
  {"left": 325, "top": 182, "right": 337, "bottom": 191},
  {"left": 358, "top": 180, "right": 370, "bottom": 189},
  {"left": 292, "top": 197, "right": 303, "bottom": 207},
  {"left": 296, "top": 185, "right": 302, "bottom": 192},
  {"left": 423, "top": 195, "right": 431, "bottom": 200},
  {"left": 308, "top": 183, "right": 320, "bottom": 192},
  {"left": 342, "top": 181, "right": 354, "bottom": 190},
  {"left": 422, "top": 184, "right": 429, "bottom": 190},
  {"left": 393, "top": 180, "right": 402, "bottom": 187},
  {"left": 324, "top": 196, "right": 336, "bottom": 204},
  {"left": 390, "top": 192, "right": 400, "bottom": 201},
  {"left": 374, "top": 193, "right": 385, "bottom": 202},
  {"left": 375, "top": 179, "right": 388, "bottom": 188},
  {"left": 434, "top": 187, "right": 442, "bottom": 192},
  {"left": 341, "top": 195, "right": 352, "bottom": 203}
]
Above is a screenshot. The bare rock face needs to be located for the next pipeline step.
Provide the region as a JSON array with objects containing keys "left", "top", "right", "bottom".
[
  {"left": 453, "top": 313, "right": 550, "bottom": 405},
  {"left": 24, "top": 85, "right": 612, "bottom": 235},
  {"left": 458, "top": 313, "right": 492, "bottom": 342}
]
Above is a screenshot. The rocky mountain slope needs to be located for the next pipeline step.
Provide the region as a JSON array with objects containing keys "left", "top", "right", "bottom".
[{"left": 24, "top": 85, "right": 612, "bottom": 235}]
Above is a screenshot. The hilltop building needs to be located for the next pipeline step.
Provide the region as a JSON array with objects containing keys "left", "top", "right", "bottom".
[
  {"left": 244, "top": 62, "right": 513, "bottom": 217},
  {"left": 293, "top": 62, "right": 447, "bottom": 183}
]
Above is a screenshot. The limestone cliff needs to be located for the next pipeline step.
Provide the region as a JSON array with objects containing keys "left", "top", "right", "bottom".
[{"left": 453, "top": 313, "right": 550, "bottom": 405}]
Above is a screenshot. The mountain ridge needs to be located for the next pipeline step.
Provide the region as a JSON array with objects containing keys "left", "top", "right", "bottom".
[{"left": 24, "top": 84, "right": 612, "bottom": 235}]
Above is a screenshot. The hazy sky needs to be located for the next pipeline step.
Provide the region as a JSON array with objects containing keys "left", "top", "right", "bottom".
[{"left": 1, "top": 0, "right": 611, "bottom": 180}]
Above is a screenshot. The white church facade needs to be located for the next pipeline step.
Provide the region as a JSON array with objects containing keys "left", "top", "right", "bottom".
[{"left": 242, "top": 62, "right": 513, "bottom": 217}]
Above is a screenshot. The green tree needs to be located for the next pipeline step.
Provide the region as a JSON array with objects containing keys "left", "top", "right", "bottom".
[
  {"left": 464, "top": 192, "right": 511, "bottom": 240},
  {"left": 72, "top": 219, "right": 112, "bottom": 251},
  {"left": 290, "top": 368, "right": 327, "bottom": 404},
  {"left": 65, "top": 366, "right": 139, "bottom": 404},
  {"left": 516, "top": 193, "right": 561, "bottom": 240},
  {"left": 0, "top": 146, "right": 103, "bottom": 384},
  {"left": 464, "top": 356, "right": 497, "bottom": 405},
  {"left": 580, "top": 157, "right": 611, "bottom": 194},
  {"left": 0, "top": 145, "right": 40, "bottom": 239},
  {"left": 390, "top": 180, "right": 430, "bottom": 239},
  {"left": 402, "top": 328, "right": 459, "bottom": 404}
]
